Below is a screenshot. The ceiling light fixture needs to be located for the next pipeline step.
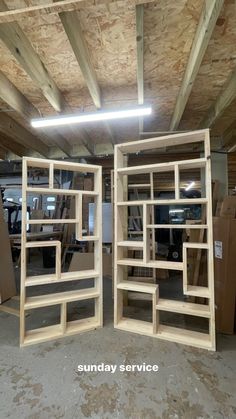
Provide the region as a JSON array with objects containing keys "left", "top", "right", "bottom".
[
  {"left": 185, "top": 181, "right": 195, "bottom": 191},
  {"left": 31, "top": 106, "right": 152, "bottom": 128}
]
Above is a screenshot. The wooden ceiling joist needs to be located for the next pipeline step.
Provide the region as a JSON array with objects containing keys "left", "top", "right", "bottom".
[
  {"left": 0, "top": 113, "right": 49, "bottom": 157},
  {"left": 0, "top": 133, "right": 27, "bottom": 157},
  {"left": 201, "top": 68, "right": 236, "bottom": 128},
  {"left": 0, "top": 0, "right": 93, "bottom": 156},
  {"left": 0, "top": 0, "right": 156, "bottom": 24},
  {"left": 169, "top": 0, "right": 224, "bottom": 131},
  {"left": 58, "top": 7, "right": 116, "bottom": 145},
  {"left": 0, "top": 71, "right": 72, "bottom": 157},
  {"left": 0, "top": 144, "right": 6, "bottom": 159},
  {"left": 136, "top": 4, "right": 144, "bottom": 133}
]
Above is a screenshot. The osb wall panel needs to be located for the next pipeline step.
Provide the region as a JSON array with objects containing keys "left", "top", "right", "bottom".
[{"left": 180, "top": 0, "right": 236, "bottom": 133}]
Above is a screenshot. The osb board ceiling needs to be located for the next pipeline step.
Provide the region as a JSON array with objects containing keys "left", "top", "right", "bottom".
[{"left": 0, "top": 0, "right": 235, "bottom": 153}]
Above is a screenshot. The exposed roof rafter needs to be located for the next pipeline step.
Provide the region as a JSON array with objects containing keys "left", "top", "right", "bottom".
[{"left": 170, "top": 0, "right": 224, "bottom": 131}]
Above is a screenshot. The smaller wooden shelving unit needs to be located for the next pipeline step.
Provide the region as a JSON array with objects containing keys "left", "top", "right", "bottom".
[
  {"left": 114, "top": 130, "right": 215, "bottom": 350},
  {"left": 20, "top": 157, "right": 103, "bottom": 347}
]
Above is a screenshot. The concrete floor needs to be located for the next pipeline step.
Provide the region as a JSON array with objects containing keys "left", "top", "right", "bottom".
[{"left": 0, "top": 274, "right": 236, "bottom": 419}]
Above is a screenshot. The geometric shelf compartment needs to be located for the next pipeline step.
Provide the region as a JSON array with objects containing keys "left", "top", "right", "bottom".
[
  {"left": 114, "top": 129, "right": 215, "bottom": 350},
  {"left": 20, "top": 157, "right": 102, "bottom": 347}
]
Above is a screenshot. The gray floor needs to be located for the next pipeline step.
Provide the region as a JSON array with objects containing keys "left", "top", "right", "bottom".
[{"left": 0, "top": 275, "right": 236, "bottom": 419}]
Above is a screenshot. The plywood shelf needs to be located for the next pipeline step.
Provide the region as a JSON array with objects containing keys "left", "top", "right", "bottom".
[
  {"left": 25, "top": 270, "right": 99, "bottom": 287},
  {"left": 156, "top": 299, "right": 210, "bottom": 318},
  {"left": 117, "top": 258, "right": 183, "bottom": 271},
  {"left": 117, "top": 281, "right": 158, "bottom": 294},
  {"left": 25, "top": 288, "right": 99, "bottom": 309}
]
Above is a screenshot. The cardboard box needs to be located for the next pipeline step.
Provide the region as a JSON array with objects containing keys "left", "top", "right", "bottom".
[
  {"left": 213, "top": 217, "right": 236, "bottom": 334},
  {"left": 220, "top": 196, "right": 236, "bottom": 218}
]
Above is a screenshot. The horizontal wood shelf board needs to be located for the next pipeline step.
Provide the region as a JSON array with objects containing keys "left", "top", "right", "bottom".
[
  {"left": 116, "top": 130, "right": 206, "bottom": 153},
  {"left": 79, "top": 236, "right": 99, "bottom": 241},
  {"left": 128, "top": 184, "right": 151, "bottom": 188},
  {"left": 25, "top": 240, "right": 60, "bottom": 248},
  {"left": 25, "top": 288, "right": 99, "bottom": 309},
  {"left": 25, "top": 157, "right": 99, "bottom": 173},
  {"left": 26, "top": 187, "right": 98, "bottom": 196},
  {"left": 117, "top": 198, "right": 207, "bottom": 206},
  {"left": 117, "top": 280, "right": 158, "bottom": 293},
  {"left": 117, "top": 241, "right": 144, "bottom": 248},
  {"left": 23, "top": 318, "right": 100, "bottom": 346},
  {"left": 29, "top": 219, "right": 77, "bottom": 224},
  {"left": 117, "top": 158, "right": 206, "bottom": 175},
  {"left": 156, "top": 299, "right": 210, "bottom": 317},
  {"left": 186, "top": 286, "right": 210, "bottom": 298},
  {"left": 156, "top": 325, "right": 211, "bottom": 348},
  {"left": 183, "top": 242, "right": 209, "bottom": 249},
  {"left": 117, "top": 258, "right": 183, "bottom": 270},
  {"left": 66, "top": 317, "right": 100, "bottom": 335},
  {"left": 147, "top": 224, "right": 208, "bottom": 229},
  {"left": 26, "top": 270, "right": 99, "bottom": 287},
  {"left": 116, "top": 318, "right": 153, "bottom": 335}
]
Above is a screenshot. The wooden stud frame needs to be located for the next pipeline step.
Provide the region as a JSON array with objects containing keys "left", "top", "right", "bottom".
[
  {"left": 20, "top": 157, "right": 102, "bottom": 347},
  {"left": 114, "top": 129, "right": 215, "bottom": 350}
]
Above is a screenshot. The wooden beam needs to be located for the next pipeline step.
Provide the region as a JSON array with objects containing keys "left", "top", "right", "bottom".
[
  {"left": 0, "top": 1, "right": 67, "bottom": 112},
  {"left": 0, "top": 71, "right": 72, "bottom": 157},
  {"left": 0, "top": 144, "right": 6, "bottom": 159},
  {"left": 136, "top": 4, "right": 144, "bottom": 133},
  {"left": 201, "top": 68, "right": 236, "bottom": 128},
  {"left": 0, "top": 0, "right": 156, "bottom": 23},
  {"left": 58, "top": 7, "right": 116, "bottom": 145},
  {"left": 0, "top": 132, "right": 27, "bottom": 157},
  {"left": 170, "top": 0, "right": 224, "bottom": 131},
  {"left": 59, "top": 9, "right": 101, "bottom": 108},
  {"left": 0, "top": 1, "right": 93, "bottom": 156},
  {"left": 0, "top": 113, "right": 49, "bottom": 157}
]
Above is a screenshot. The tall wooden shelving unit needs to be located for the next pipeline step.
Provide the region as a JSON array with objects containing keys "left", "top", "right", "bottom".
[
  {"left": 114, "top": 130, "right": 215, "bottom": 350},
  {"left": 20, "top": 157, "right": 102, "bottom": 347}
]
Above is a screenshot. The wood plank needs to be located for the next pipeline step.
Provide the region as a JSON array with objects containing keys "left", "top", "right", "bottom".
[
  {"left": 169, "top": 0, "right": 224, "bottom": 130},
  {"left": 117, "top": 240, "right": 143, "bottom": 248},
  {"left": 117, "top": 198, "right": 207, "bottom": 205},
  {"left": 201, "top": 67, "right": 236, "bottom": 128},
  {"left": 26, "top": 269, "right": 99, "bottom": 287},
  {"left": 58, "top": 8, "right": 116, "bottom": 145},
  {"left": 115, "top": 318, "right": 153, "bottom": 335},
  {"left": 147, "top": 224, "right": 208, "bottom": 229},
  {"left": 116, "top": 129, "right": 207, "bottom": 153},
  {"left": 156, "top": 299, "right": 210, "bottom": 318},
  {"left": 25, "top": 288, "right": 99, "bottom": 309},
  {"left": 117, "top": 258, "right": 183, "bottom": 270},
  {"left": 117, "top": 157, "right": 206, "bottom": 175},
  {"left": 117, "top": 280, "right": 158, "bottom": 293},
  {"left": 0, "top": 0, "right": 156, "bottom": 23},
  {"left": 156, "top": 325, "right": 212, "bottom": 350},
  {"left": 185, "top": 286, "right": 210, "bottom": 298}
]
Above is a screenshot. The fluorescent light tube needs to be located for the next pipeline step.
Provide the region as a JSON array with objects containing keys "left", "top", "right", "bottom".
[
  {"left": 31, "top": 106, "right": 152, "bottom": 128},
  {"left": 185, "top": 181, "right": 195, "bottom": 191}
]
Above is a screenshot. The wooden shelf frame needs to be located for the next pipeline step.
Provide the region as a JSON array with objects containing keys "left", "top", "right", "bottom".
[
  {"left": 114, "top": 129, "right": 215, "bottom": 350},
  {"left": 20, "top": 157, "right": 103, "bottom": 347}
]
